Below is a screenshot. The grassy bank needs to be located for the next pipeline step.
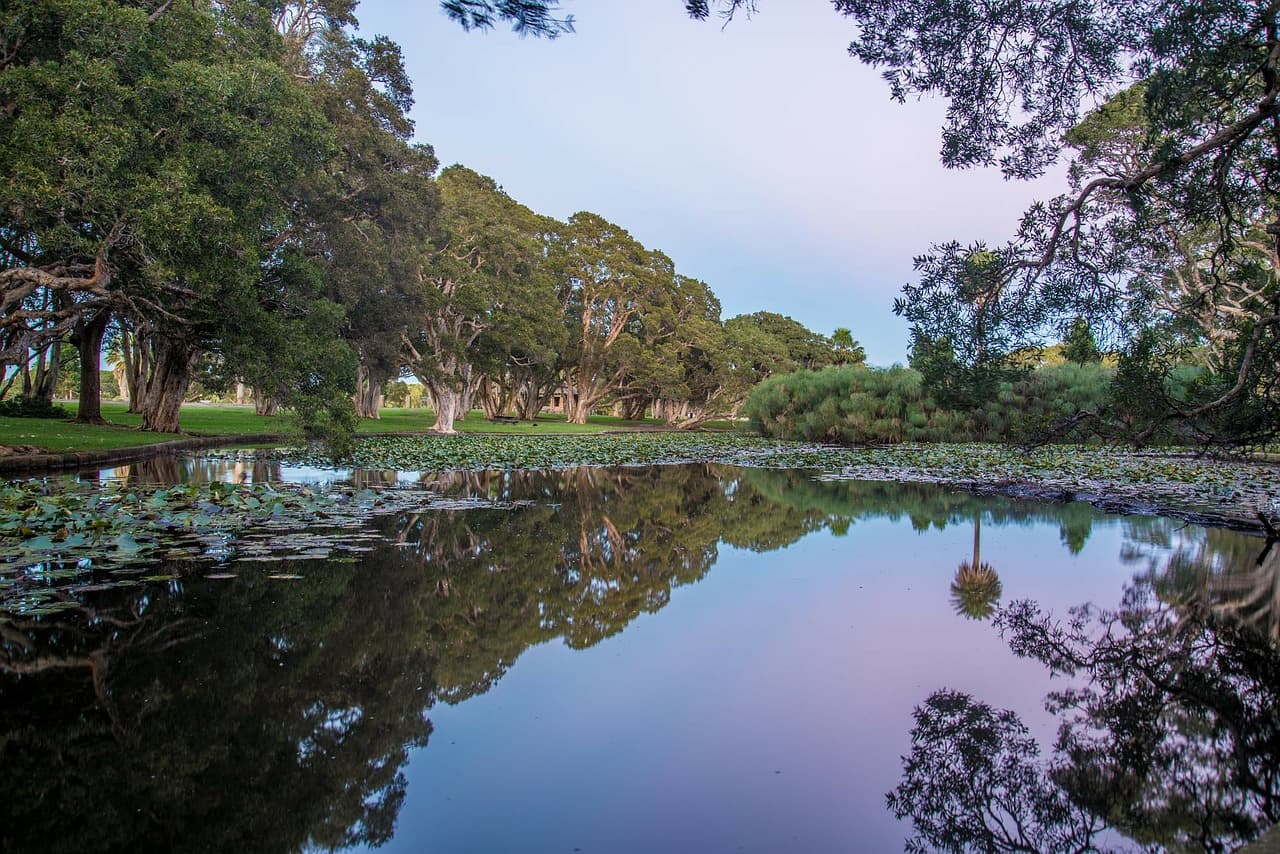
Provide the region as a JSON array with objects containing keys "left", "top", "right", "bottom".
[{"left": 0, "top": 402, "right": 665, "bottom": 454}]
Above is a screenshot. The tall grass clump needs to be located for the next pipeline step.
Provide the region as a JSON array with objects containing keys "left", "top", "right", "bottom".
[
  {"left": 972, "top": 362, "right": 1113, "bottom": 442},
  {"left": 745, "top": 363, "right": 1117, "bottom": 445},
  {"left": 744, "top": 366, "right": 968, "bottom": 444}
]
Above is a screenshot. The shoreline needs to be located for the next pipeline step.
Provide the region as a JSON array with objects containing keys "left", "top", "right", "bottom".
[{"left": 5, "top": 437, "right": 1274, "bottom": 537}]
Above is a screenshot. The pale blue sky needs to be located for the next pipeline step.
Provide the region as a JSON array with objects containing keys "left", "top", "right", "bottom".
[{"left": 356, "top": 0, "right": 1064, "bottom": 365}]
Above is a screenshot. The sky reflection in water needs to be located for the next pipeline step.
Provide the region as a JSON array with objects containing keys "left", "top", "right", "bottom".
[{"left": 1, "top": 460, "right": 1276, "bottom": 852}]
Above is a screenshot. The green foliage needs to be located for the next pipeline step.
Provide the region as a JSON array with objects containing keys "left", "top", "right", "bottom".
[
  {"left": 744, "top": 365, "right": 969, "bottom": 444},
  {"left": 1061, "top": 317, "right": 1101, "bottom": 364},
  {"left": 830, "top": 327, "right": 866, "bottom": 366},
  {"left": 852, "top": 0, "right": 1280, "bottom": 448},
  {"left": 745, "top": 362, "right": 1116, "bottom": 446},
  {"left": 726, "top": 311, "right": 841, "bottom": 373},
  {"left": 0, "top": 396, "right": 69, "bottom": 419}
]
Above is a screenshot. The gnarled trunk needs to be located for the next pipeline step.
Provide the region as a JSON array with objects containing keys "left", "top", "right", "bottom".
[
  {"left": 457, "top": 364, "right": 478, "bottom": 419},
  {"left": 21, "top": 339, "right": 60, "bottom": 403},
  {"left": 518, "top": 388, "right": 546, "bottom": 421},
  {"left": 140, "top": 336, "right": 195, "bottom": 433},
  {"left": 621, "top": 396, "right": 648, "bottom": 421},
  {"left": 479, "top": 374, "right": 520, "bottom": 420},
  {"left": 429, "top": 382, "right": 461, "bottom": 433},
  {"left": 254, "top": 388, "right": 280, "bottom": 417},
  {"left": 354, "top": 362, "right": 383, "bottom": 419},
  {"left": 72, "top": 308, "right": 111, "bottom": 424},
  {"left": 567, "top": 393, "right": 592, "bottom": 425},
  {"left": 120, "top": 324, "right": 152, "bottom": 414},
  {"left": 513, "top": 365, "right": 558, "bottom": 421}
]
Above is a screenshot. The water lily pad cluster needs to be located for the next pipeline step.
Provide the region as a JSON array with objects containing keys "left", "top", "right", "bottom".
[
  {"left": 0, "top": 478, "right": 532, "bottom": 616},
  {"left": 284, "top": 433, "right": 794, "bottom": 471},
  {"left": 810, "top": 444, "right": 1280, "bottom": 529},
  {"left": 283, "top": 434, "right": 1280, "bottom": 530}
]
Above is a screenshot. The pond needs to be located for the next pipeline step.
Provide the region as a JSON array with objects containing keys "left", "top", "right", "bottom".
[{"left": 1, "top": 455, "right": 1277, "bottom": 852}]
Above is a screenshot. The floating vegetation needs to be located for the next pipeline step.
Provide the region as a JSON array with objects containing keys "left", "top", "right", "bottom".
[
  {"left": 0, "top": 477, "right": 533, "bottom": 615},
  {"left": 281, "top": 432, "right": 792, "bottom": 472},
  {"left": 280, "top": 435, "right": 1280, "bottom": 529},
  {"left": 4, "top": 435, "right": 1279, "bottom": 616}
]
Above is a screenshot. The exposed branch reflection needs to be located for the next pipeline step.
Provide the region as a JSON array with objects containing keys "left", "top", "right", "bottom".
[
  {"left": 891, "top": 534, "right": 1280, "bottom": 852},
  {"left": 3, "top": 463, "right": 1272, "bottom": 851}
]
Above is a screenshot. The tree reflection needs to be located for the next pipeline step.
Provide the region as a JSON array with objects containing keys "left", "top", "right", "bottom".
[
  {"left": 2, "top": 463, "right": 1211, "bottom": 852},
  {"left": 886, "top": 689, "right": 1106, "bottom": 853},
  {"left": 0, "top": 563, "right": 435, "bottom": 853},
  {"left": 950, "top": 513, "right": 1003, "bottom": 620},
  {"left": 891, "top": 535, "right": 1280, "bottom": 852},
  {"left": 0, "top": 464, "right": 814, "bottom": 852},
  {"left": 1123, "top": 518, "right": 1280, "bottom": 642}
]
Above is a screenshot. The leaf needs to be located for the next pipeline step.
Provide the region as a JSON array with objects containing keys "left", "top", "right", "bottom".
[{"left": 21, "top": 535, "right": 56, "bottom": 552}]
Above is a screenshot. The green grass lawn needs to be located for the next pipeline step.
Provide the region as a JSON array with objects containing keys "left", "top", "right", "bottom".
[{"left": 0, "top": 401, "right": 667, "bottom": 453}]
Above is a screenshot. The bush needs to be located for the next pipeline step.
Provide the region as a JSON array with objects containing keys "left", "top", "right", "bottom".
[
  {"left": 744, "top": 362, "right": 1116, "bottom": 445},
  {"left": 744, "top": 365, "right": 969, "bottom": 444},
  {"left": 0, "top": 396, "right": 71, "bottom": 419}
]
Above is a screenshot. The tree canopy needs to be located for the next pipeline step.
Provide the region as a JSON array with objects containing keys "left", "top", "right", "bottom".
[{"left": 1, "top": 0, "right": 872, "bottom": 445}]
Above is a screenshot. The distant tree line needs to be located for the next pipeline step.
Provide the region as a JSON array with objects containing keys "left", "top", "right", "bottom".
[{"left": 0, "top": 0, "right": 863, "bottom": 446}]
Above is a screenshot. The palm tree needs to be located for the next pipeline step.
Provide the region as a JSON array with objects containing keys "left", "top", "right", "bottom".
[{"left": 951, "top": 512, "right": 1002, "bottom": 620}]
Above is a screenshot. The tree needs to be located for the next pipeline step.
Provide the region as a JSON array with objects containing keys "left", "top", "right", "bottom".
[
  {"left": 404, "top": 166, "right": 552, "bottom": 433},
  {"left": 830, "top": 327, "right": 867, "bottom": 366},
  {"left": 1, "top": 0, "right": 333, "bottom": 433},
  {"left": 1061, "top": 317, "right": 1102, "bottom": 365},
  {"left": 724, "top": 311, "right": 837, "bottom": 376},
  {"left": 639, "top": 275, "right": 739, "bottom": 427},
  {"left": 835, "top": 0, "right": 1280, "bottom": 446},
  {"left": 684, "top": 0, "right": 1280, "bottom": 445},
  {"left": 549, "top": 212, "right": 654, "bottom": 424},
  {"left": 273, "top": 7, "right": 440, "bottom": 421}
]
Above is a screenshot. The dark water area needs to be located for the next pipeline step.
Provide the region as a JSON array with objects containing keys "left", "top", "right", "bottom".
[{"left": 2, "top": 459, "right": 1278, "bottom": 852}]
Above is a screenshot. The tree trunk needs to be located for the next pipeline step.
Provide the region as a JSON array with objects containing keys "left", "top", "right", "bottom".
[
  {"left": 121, "top": 326, "right": 151, "bottom": 414},
  {"left": 457, "top": 364, "right": 478, "bottom": 419},
  {"left": 519, "top": 388, "right": 545, "bottom": 421},
  {"left": 515, "top": 370, "right": 557, "bottom": 421},
  {"left": 113, "top": 364, "right": 129, "bottom": 403},
  {"left": 254, "top": 388, "right": 280, "bottom": 417},
  {"left": 72, "top": 308, "right": 111, "bottom": 425},
  {"left": 479, "top": 376, "right": 499, "bottom": 419},
  {"left": 621, "top": 397, "right": 648, "bottom": 421},
  {"left": 140, "top": 337, "right": 194, "bottom": 433},
  {"left": 354, "top": 362, "right": 383, "bottom": 419},
  {"left": 430, "top": 384, "right": 460, "bottom": 433},
  {"left": 567, "top": 397, "right": 591, "bottom": 424},
  {"left": 26, "top": 339, "right": 60, "bottom": 403}
]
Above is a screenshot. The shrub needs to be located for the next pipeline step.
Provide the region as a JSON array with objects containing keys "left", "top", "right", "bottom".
[
  {"left": 0, "top": 397, "right": 71, "bottom": 419},
  {"left": 744, "top": 362, "right": 1117, "bottom": 445}
]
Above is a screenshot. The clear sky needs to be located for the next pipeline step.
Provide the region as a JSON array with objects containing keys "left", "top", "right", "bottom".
[{"left": 354, "top": 0, "right": 1066, "bottom": 366}]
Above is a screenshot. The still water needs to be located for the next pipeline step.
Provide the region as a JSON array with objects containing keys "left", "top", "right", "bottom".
[{"left": 1, "top": 459, "right": 1277, "bottom": 852}]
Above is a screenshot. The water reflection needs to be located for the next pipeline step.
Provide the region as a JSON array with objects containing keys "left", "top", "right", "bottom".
[
  {"left": 1, "top": 463, "right": 1275, "bottom": 851},
  {"left": 94, "top": 453, "right": 287, "bottom": 486},
  {"left": 950, "top": 513, "right": 1003, "bottom": 620},
  {"left": 890, "top": 535, "right": 1280, "bottom": 853},
  {"left": 1123, "top": 517, "right": 1280, "bottom": 642}
]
